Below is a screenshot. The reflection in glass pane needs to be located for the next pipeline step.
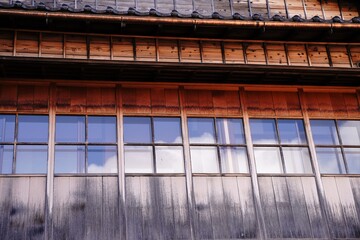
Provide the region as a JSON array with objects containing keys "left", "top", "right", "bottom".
[
  {"left": 217, "top": 119, "right": 245, "bottom": 144},
  {"left": 16, "top": 145, "right": 47, "bottom": 174},
  {"left": 220, "top": 147, "right": 248, "bottom": 173},
  {"left": 311, "top": 120, "right": 339, "bottom": 145},
  {"left": 190, "top": 146, "right": 219, "bottom": 173},
  {"left": 88, "top": 116, "right": 117, "bottom": 143},
  {"left": 55, "top": 146, "right": 85, "bottom": 173},
  {"left": 0, "top": 145, "right": 13, "bottom": 174},
  {"left": 250, "top": 119, "right": 278, "bottom": 144},
  {"left": 125, "top": 146, "right": 153, "bottom": 173},
  {"left": 0, "top": 115, "right": 15, "bottom": 142},
  {"left": 278, "top": 120, "right": 307, "bottom": 144},
  {"left": 154, "top": 118, "right": 182, "bottom": 144},
  {"left": 338, "top": 120, "right": 360, "bottom": 146},
  {"left": 88, "top": 146, "right": 117, "bottom": 173},
  {"left": 254, "top": 147, "right": 282, "bottom": 173},
  {"left": 124, "top": 117, "right": 151, "bottom": 143},
  {"left": 344, "top": 148, "right": 360, "bottom": 174},
  {"left": 188, "top": 118, "right": 215, "bottom": 144},
  {"left": 316, "top": 148, "right": 345, "bottom": 174},
  {"left": 56, "top": 116, "right": 85, "bottom": 143},
  {"left": 282, "top": 147, "right": 312, "bottom": 173},
  {"left": 155, "top": 146, "right": 184, "bottom": 173},
  {"left": 18, "top": 115, "right": 49, "bottom": 142}
]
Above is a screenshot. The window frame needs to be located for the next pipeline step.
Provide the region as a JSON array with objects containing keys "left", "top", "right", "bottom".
[
  {"left": 123, "top": 116, "right": 185, "bottom": 175},
  {"left": 0, "top": 114, "right": 49, "bottom": 175},
  {"left": 311, "top": 119, "right": 360, "bottom": 175},
  {"left": 250, "top": 118, "right": 314, "bottom": 175},
  {"left": 54, "top": 114, "right": 118, "bottom": 175},
  {"left": 187, "top": 117, "right": 249, "bottom": 175}
]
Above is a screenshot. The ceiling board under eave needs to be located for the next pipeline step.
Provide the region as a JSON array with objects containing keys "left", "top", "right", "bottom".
[{"left": 0, "top": 58, "right": 359, "bottom": 86}]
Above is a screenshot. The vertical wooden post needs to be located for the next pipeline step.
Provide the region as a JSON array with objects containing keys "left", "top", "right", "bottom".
[
  {"left": 179, "top": 86, "right": 196, "bottom": 240},
  {"left": 45, "top": 83, "right": 56, "bottom": 240},
  {"left": 346, "top": 45, "right": 354, "bottom": 68},
  {"left": 305, "top": 44, "right": 312, "bottom": 67},
  {"left": 239, "top": 87, "right": 267, "bottom": 239},
  {"left": 301, "top": 0, "right": 308, "bottom": 19},
  {"left": 266, "top": 0, "right": 271, "bottom": 18},
  {"left": 13, "top": 31, "right": 17, "bottom": 57},
  {"left": 284, "top": 43, "right": 290, "bottom": 66},
  {"left": 326, "top": 45, "right": 333, "bottom": 67},
  {"left": 116, "top": 85, "right": 127, "bottom": 240},
  {"left": 298, "top": 88, "right": 332, "bottom": 239}
]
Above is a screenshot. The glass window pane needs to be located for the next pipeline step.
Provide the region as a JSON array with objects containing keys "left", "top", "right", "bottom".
[
  {"left": 344, "top": 148, "right": 360, "bottom": 174},
  {"left": 278, "top": 120, "right": 307, "bottom": 144},
  {"left": 124, "top": 146, "right": 153, "bottom": 173},
  {"left": 190, "top": 146, "right": 219, "bottom": 173},
  {"left": 0, "top": 145, "right": 13, "bottom": 174},
  {"left": 254, "top": 147, "right": 282, "bottom": 173},
  {"left": 338, "top": 120, "right": 360, "bottom": 146},
  {"left": 56, "top": 116, "right": 85, "bottom": 143},
  {"left": 316, "top": 148, "right": 345, "bottom": 174},
  {"left": 188, "top": 118, "right": 215, "bottom": 144},
  {"left": 88, "top": 116, "right": 117, "bottom": 143},
  {"left": 124, "top": 117, "right": 151, "bottom": 143},
  {"left": 250, "top": 119, "right": 278, "bottom": 144},
  {"left": 18, "top": 115, "right": 49, "bottom": 142},
  {"left": 16, "top": 145, "right": 47, "bottom": 174},
  {"left": 155, "top": 146, "right": 184, "bottom": 173},
  {"left": 282, "top": 147, "right": 312, "bottom": 174},
  {"left": 55, "top": 146, "right": 85, "bottom": 174},
  {"left": 88, "top": 146, "right": 117, "bottom": 173},
  {"left": 216, "top": 119, "right": 245, "bottom": 144},
  {"left": 220, "top": 147, "right": 248, "bottom": 173},
  {"left": 311, "top": 120, "right": 339, "bottom": 145},
  {"left": 154, "top": 118, "right": 182, "bottom": 144},
  {"left": 0, "top": 115, "right": 15, "bottom": 142}
]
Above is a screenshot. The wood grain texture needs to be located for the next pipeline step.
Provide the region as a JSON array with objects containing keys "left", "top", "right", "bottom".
[
  {"left": 184, "top": 89, "right": 241, "bottom": 116},
  {"left": 53, "top": 177, "right": 120, "bottom": 240},
  {"left": 266, "top": 43, "right": 287, "bottom": 65},
  {"left": 224, "top": 42, "right": 245, "bottom": 64},
  {"left": 0, "top": 84, "right": 18, "bottom": 111},
  {"left": 286, "top": 0, "right": 306, "bottom": 18},
  {"left": 193, "top": 177, "right": 257, "bottom": 239},
  {"left": 180, "top": 40, "right": 201, "bottom": 63},
  {"left": 16, "top": 31, "right": 39, "bottom": 57},
  {"left": 125, "top": 176, "right": 191, "bottom": 240},
  {"left": 202, "top": 41, "right": 223, "bottom": 63},
  {"left": 0, "top": 177, "right": 46, "bottom": 240},
  {"left": 287, "top": 44, "right": 309, "bottom": 66},
  {"left": 329, "top": 45, "right": 351, "bottom": 68},
  {"left": 321, "top": 0, "right": 341, "bottom": 20},
  {"left": 158, "top": 39, "right": 179, "bottom": 62},
  {"left": 17, "top": 85, "right": 49, "bottom": 112},
  {"left": 303, "top": 92, "right": 359, "bottom": 118},
  {"left": 245, "top": 43, "right": 266, "bottom": 65},
  {"left": 303, "top": 0, "right": 324, "bottom": 19},
  {"left": 41, "top": 33, "right": 64, "bottom": 58},
  {"left": 0, "top": 30, "right": 14, "bottom": 56},
  {"left": 112, "top": 37, "right": 134, "bottom": 61},
  {"left": 308, "top": 44, "right": 330, "bottom": 67}
]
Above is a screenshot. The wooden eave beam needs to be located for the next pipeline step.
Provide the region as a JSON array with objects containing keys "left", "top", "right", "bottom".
[{"left": 0, "top": 9, "right": 360, "bottom": 30}]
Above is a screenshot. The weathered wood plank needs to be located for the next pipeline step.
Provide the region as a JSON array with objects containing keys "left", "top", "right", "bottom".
[
  {"left": 286, "top": 0, "right": 306, "bottom": 18},
  {"left": 258, "top": 177, "right": 281, "bottom": 238},
  {"left": 308, "top": 44, "right": 330, "bottom": 67},
  {"left": 286, "top": 177, "right": 312, "bottom": 238},
  {"left": 287, "top": 44, "right": 308, "bottom": 66},
  {"left": 245, "top": 43, "right": 266, "bottom": 64},
  {"left": 339, "top": 0, "right": 359, "bottom": 20},
  {"left": 112, "top": 37, "right": 134, "bottom": 61},
  {"left": 250, "top": 0, "right": 268, "bottom": 17},
  {"left": 266, "top": 43, "right": 287, "bottom": 65},
  {"left": 65, "top": 35, "right": 87, "bottom": 59},
  {"left": 193, "top": 177, "right": 214, "bottom": 239},
  {"left": 89, "top": 36, "right": 111, "bottom": 60},
  {"left": 231, "top": 0, "right": 250, "bottom": 17},
  {"left": 301, "top": 177, "right": 327, "bottom": 238},
  {"left": 335, "top": 177, "right": 360, "bottom": 238},
  {"left": 0, "top": 84, "right": 17, "bottom": 111},
  {"left": 41, "top": 33, "right": 64, "bottom": 58},
  {"left": 0, "top": 30, "right": 14, "bottom": 56},
  {"left": 246, "top": 91, "right": 275, "bottom": 117},
  {"left": 180, "top": 41, "right": 201, "bottom": 63},
  {"left": 158, "top": 39, "right": 179, "bottom": 62},
  {"left": 329, "top": 45, "right": 351, "bottom": 68},
  {"left": 321, "top": 0, "right": 341, "bottom": 20},
  {"left": 16, "top": 31, "right": 39, "bottom": 57},
  {"left": 303, "top": 0, "right": 324, "bottom": 19},
  {"left": 322, "top": 177, "right": 347, "bottom": 238},
  {"left": 202, "top": 41, "right": 223, "bottom": 63},
  {"left": 350, "top": 178, "right": 360, "bottom": 238},
  {"left": 56, "top": 86, "right": 87, "bottom": 113},
  {"left": 102, "top": 177, "right": 120, "bottom": 239},
  {"left": 224, "top": 42, "right": 245, "bottom": 64},
  {"left": 272, "top": 177, "right": 296, "bottom": 238},
  {"left": 136, "top": 39, "right": 156, "bottom": 61}
]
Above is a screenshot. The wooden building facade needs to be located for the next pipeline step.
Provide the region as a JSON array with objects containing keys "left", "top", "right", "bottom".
[{"left": 0, "top": 0, "right": 360, "bottom": 239}]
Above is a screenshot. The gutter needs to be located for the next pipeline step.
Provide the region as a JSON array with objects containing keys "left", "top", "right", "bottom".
[{"left": 0, "top": 9, "right": 360, "bottom": 29}]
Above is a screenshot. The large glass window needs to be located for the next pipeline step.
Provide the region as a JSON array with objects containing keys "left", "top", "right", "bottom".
[
  {"left": 188, "top": 118, "right": 248, "bottom": 174},
  {"left": 0, "top": 114, "right": 48, "bottom": 174},
  {"left": 124, "top": 117, "right": 184, "bottom": 173},
  {"left": 250, "top": 119, "right": 312, "bottom": 174},
  {"left": 55, "top": 116, "right": 117, "bottom": 174},
  {"left": 311, "top": 120, "right": 360, "bottom": 174}
]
